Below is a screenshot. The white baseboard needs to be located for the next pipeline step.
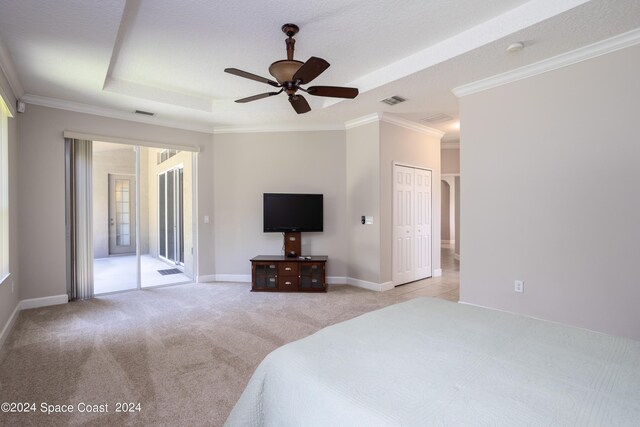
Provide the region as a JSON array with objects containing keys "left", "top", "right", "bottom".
[
  {"left": 196, "top": 274, "right": 217, "bottom": 283},
  {"left": 380, "top": 281, "right": 394, "bottom": 291},
  {"left": 347, "top": 277, "right": 393, "bottom": 292},
  {"left": 21, "top": 294, "right": 68, "bottom": 310},
  {"left": 327, "top": 276, "right": 347, "bottom": 285},
  {"left": 0, "top": 303, "right": 20, "bottom": 349},
  {"left": 214, "top": 274, "right": 251, "bottom": 283},
  {"left": 454, "top": 253, "right": 461, "bottom": 261},
  {"left": 1, "top": 294, "right": 69, "bottom": 349},
  {"left": 433, "top": 268, "right": 443, "bottom": 277}
]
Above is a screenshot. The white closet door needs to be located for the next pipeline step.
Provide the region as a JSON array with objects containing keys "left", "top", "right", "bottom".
[
  {"left": 393, "top": 165, "right": 415, "bottom": 285},
  {"left": 393, "top": 164, "right": 432, "bottom": 286},
  {"left": 414, "top": 168, "right": 432, "bottom": 280}
]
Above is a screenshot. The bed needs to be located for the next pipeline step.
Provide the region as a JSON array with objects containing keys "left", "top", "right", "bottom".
[{"left": 224, "top": 297, "right": 640, "bottom": 426}]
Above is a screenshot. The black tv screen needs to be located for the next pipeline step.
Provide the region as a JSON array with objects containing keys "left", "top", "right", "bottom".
[{"left": 263, "top": 193, "right": 323, "bottom": 232}]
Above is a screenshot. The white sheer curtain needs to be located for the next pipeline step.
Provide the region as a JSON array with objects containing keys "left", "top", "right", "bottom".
[{"left": 65, "top": 138, "right": 94, "bottom": 300}]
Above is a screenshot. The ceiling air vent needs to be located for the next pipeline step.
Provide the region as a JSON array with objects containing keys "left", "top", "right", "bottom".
[
  {"left": 380, "top": 95, "right": 406, "bottom": 106},
  {"left": 420, "top": 113, "right": 453, "bottom": 124},
  {"left": 135, "top": 109, "right": 155, "bottom": 116}
]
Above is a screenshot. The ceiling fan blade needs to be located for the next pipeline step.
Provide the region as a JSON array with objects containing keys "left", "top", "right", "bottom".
[
  {"left": 235, "top": 90, "right": 283, "bottom": 103},
  {"left": 224, "top": 68, "right": 280, "bottom": 88},
  {"left": 292, "top": 57, "right": 330, "bottom": 85},
  {"left": 289, "top": 95, "right": 311, "bottom": 114},
  {"left": 307, "top": 86, "right": 359, "bottom": 99}
]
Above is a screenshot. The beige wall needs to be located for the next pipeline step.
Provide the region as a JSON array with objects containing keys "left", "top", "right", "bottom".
[
  {"left": 17, "top": 105, "right": 213, "bottom": 300},
  {"left": 346, "top": 122, "right": 381, "bottom": 283},
  {"left": 0, "top": 84, "right": 19, "bottom": 339},
  {"left": 380, "top": 121, "right": 441, "bottom": 282},
  {"left": 459, "top": 44, "right": 640, "bottom": 340},
  {"left": 213, "top": 130, "right": 348, "bottom": 278},
  {"left": 441, "top": 181, "right": 450, "bottom": 241},
  {"left": 454, "top": 176, "right": 460, "bottom": 257},
  {"left": 441, "top": 148, "right": 460, "bottom": 174}
]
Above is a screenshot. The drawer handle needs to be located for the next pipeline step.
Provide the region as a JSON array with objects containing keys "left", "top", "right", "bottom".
[
  {"left": 312, "top": 279, "right": 317, "bottom": 283},
  {"left": 269, "top": 278, "right": 275, "bottom": 282},
  {"left": 285, "top": 281, "right": 292, "bottom": 285},
  {"left": 285, "top": 267, "right": 292, "bottom": 271},
  {"left": 269, "top": 265, "right": 276, "bottom": 269}
]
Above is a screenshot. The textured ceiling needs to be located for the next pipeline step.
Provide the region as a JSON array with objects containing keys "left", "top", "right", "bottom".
[{"left": 0, "top": 0, "right": 639, "bottom": 141}]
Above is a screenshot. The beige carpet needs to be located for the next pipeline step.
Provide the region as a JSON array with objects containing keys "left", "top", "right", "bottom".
[{"left": 0, "top": 274, "right": 458, "bottom": 426}]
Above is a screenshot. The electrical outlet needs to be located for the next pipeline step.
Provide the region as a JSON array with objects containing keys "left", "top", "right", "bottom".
[{"left": 514, "top": 280, "right": 524, "bottom": 293}]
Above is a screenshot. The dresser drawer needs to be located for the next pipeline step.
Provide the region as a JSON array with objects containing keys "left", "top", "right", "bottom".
[
  {"left": 278, "top": 262, "right": 299, "bottom": 276},
  {"left": 278, "top": 276, "right": 299, "bottom": 291}
]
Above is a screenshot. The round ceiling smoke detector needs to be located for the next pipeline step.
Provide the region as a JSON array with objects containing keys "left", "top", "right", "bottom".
[{"left": 506, "top": 42, "right": 524, "bottom": 53}]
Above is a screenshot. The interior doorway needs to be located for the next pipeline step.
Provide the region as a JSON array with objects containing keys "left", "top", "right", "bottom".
[{"left": 90, "top": 142, "right": 196, "bottom": 294}]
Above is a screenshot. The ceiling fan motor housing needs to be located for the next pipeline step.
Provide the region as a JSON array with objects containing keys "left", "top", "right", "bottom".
[{"left": 268, "top": 60, "right": 303, "bottom": 85}]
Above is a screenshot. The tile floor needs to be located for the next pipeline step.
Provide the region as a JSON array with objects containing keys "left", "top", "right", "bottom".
[
  {"left": 93, "top": 254, "right": 192, "bottom": 294},
  {"left": 387, "top": 242, "right": 460, "bottom": 302}
]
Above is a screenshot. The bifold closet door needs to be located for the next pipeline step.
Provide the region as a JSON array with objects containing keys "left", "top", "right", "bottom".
[
  {"left": 414, "top": 168, "right": 432, "bottom": 280},
  {"left": 393, "top": 165, "right": 432, "bottom": 286}
]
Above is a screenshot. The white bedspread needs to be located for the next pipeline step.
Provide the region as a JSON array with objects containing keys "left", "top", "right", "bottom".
[{"left": 225, "top": 297, "right": 640, "bottom": 426}]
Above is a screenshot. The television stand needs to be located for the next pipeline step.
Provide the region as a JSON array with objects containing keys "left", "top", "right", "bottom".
[
  {"left": 284, "top": 231, "right": 301, "bottom": 257},
  {"left": 250, "top": 255, "right": 328, "bottom": 292}
]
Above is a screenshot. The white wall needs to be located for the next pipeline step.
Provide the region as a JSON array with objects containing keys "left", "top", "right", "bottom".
[
  {"left": 17, "top": 105, "right": 213, "bottom": 300},
  {"left": 213, "top": 131, "right": 348, "bottom": 279},
  {"left": 459, "top": 44, "right": 640, "bottom": 340}
]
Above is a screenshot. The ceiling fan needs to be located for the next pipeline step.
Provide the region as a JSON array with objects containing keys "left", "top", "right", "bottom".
[{"left": 224, "top": 23, "right": 359, "bottom": 114}]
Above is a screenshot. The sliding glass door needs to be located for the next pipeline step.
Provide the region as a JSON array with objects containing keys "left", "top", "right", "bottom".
[
  {"left": 87, "top": 143, "right": 195, "bottom": 294},
  {"left": 158, "top": 167, "right": 184, "bottom": 265}
]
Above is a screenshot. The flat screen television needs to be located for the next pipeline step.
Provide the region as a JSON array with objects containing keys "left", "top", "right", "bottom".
[{"left": 263, "top": 193, "right": 323, "bottom": 232}]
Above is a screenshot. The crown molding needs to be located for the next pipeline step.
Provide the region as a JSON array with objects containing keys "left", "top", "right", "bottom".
[
  {"left": 441, "top": 141, "right": 460, "bottom": 149},
  {"left": 344, "top": 112, "right": 444, "bottom": 138},
  {"left": 21, "top": 94, "right": 348, "bottom": 135},
  {"left": 453, "top": 27, "right": 640, "bottom": 98},
  {"left": 20, "top": 94, "right": 215, "bottom": 134},
  {"left": 0, "top": 38, "right": 24, "bottom": 102},
  {"left": 213, "top": 123, "right": 344, "bottom": 134},
  {"left": 344, "top": 113, "right": 381, "bottom": 129},
  {"left": 379, "top": 114, "right": 445, "bottom": 138}
]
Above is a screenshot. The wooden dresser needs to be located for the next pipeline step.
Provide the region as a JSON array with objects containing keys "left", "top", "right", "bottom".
[{"left": 250, "top": 255, "right": 327, "bottom": 292}]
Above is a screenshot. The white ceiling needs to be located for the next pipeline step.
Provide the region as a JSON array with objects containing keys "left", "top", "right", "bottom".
[{"left": 1, "top": 0, "right": 639, "bottom": 141}]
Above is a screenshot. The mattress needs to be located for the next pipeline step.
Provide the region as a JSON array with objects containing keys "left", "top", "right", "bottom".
[{"left": 225, "top": 297, "right": 640, "bottom": 426}]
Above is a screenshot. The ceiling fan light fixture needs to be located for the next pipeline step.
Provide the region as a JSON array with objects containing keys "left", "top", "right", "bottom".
[
  {"left": 269, "top": 60, "right": 304, "bottom": 85},
  {"left": 225, "top": 23, "right": 358, "bottom": 114}
]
